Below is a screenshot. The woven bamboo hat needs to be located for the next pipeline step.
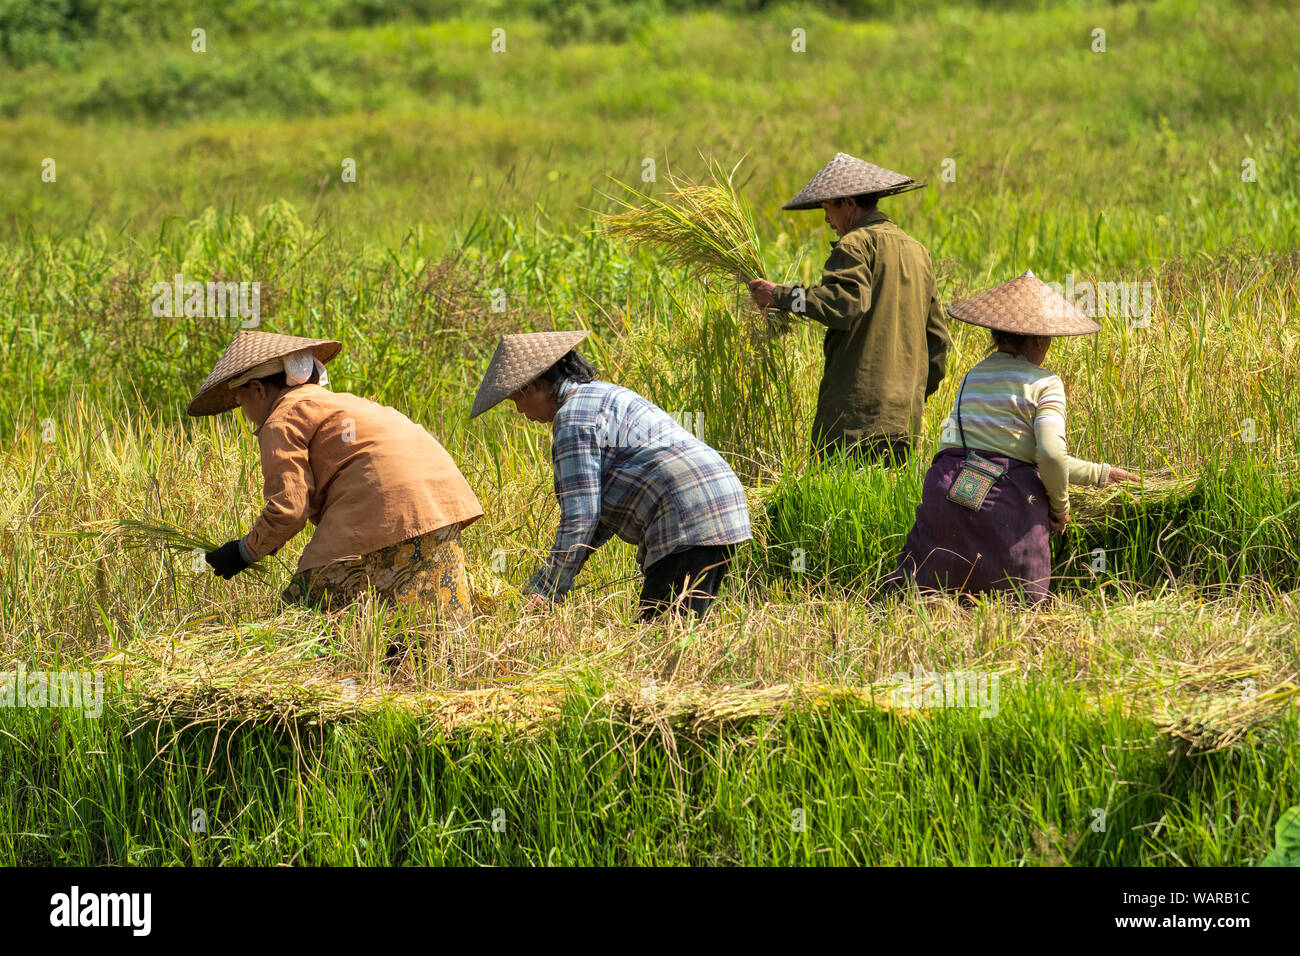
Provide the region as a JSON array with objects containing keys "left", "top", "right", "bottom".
[
  {"left": 782, "top": 152, "right": 923, "bottom": 210},
  {"left": 471, "top": 330, "right": 592, "bottom": 418},
  {"left": 187, "top": 330, "right": 341, "bottom": 417},
  {"left": 947, "top": 271, "right": 1101, "bottom": 336}
]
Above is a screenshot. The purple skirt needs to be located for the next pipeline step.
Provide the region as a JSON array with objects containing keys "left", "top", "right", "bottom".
[{"left": 885, "top": 447, "right": 1052, "bottom": 604}]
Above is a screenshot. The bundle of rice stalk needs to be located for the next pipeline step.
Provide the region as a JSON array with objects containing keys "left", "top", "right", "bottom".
[
  {"left": 466, "top": 564, "right": 514, "bottom": 615},
  {"left": 113, "top": 627, "right": 569, "bottom": 733},
  {"left": 604, "top": 679, "right": 914, "bottom": 736},
  {"left": 1153, "top": 678, "right": 1299, "bottom": 753},
  {"left": 1125, "top": 654, "right": 1299, "bottom": 752},
  {"left": 115, "top": 517, "right": 272, "bottom": 579},
  {"left": 1067, "top": 469, "right": 1200, "bottom": 526},
  {"left": 599, "top": 158, "right": 794, "bottom": 339}
]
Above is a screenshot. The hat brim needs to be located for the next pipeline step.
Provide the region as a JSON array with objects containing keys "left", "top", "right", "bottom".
[
  {"left": 186, "top": 340, "right": 342, "bottom": 417},
  {"left": 947, "top": 311, "right": 1101, "bottom": 337},
  {"left": 945, "top": 273, "right": 1102, "bottom": 337},
  {"left": 470, "top": 330, "right": 592, "bottom": 419},
  {"left": 782, "top": 180, "right": 926, "bottom": 211}
]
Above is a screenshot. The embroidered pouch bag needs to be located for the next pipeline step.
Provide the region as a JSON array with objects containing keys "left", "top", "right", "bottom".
[{"left": 947, "top": 451, "right": 1006, "bottom": 510}]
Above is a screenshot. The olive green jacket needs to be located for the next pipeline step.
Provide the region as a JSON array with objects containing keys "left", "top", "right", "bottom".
[{"left": 772, "top": 210, "right": 951, "bottom": 455}]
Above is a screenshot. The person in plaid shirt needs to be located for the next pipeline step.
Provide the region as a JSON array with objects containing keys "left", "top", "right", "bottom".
[{"left": 471, "top": 331, "right": 751, "bottom": 620}]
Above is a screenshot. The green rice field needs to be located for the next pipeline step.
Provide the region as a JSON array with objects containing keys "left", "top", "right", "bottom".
[{"left": 1, "top": 0, "right": 1298, "bottom": 867}]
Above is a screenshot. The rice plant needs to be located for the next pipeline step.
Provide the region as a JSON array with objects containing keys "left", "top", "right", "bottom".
[
  {"left": 115, "top": 518, "right": 272, "bottom": 579},
  {"left": 598, "top": 157, "right": 800, "bottom": 342},
  {"left": 599, "top": 157, "right": 767, "bottom": 286}
]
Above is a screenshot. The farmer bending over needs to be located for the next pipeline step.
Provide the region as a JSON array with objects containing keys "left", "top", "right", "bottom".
[
  {"left": 188, "top": 330, "right": 483, "bottom": 623},
  {"left": 471, "top": 331, "right": 751, "bottom": 620}
]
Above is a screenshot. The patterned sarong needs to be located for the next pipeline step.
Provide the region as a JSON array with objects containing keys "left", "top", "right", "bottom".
[{"left": 280, "top": 523, "right": 472, "bottom": 626}]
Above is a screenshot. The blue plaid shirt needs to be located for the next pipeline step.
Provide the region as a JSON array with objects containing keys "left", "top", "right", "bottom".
[{"left": 526, "top": 380, "right": 752, "bottom": 601}]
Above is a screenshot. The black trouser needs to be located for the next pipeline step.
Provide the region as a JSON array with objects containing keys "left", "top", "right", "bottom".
[{"left": 638, "top": 544, "right": 737, "bottom": 621}]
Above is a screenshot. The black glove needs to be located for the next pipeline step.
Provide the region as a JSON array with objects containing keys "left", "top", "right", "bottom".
[{"left": 206, "top": 539, "right": 251, "bottom": 579}]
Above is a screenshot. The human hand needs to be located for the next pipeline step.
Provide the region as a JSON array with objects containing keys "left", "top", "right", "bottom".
[
  {"left": 524, "top": 593, "right": 551, "bottom": 612},
  {"left": 1049, "top": 510, "right": 1070, "bottom": 533},
  {"left": 1105, "top": 466, "right": 1139, "bottom": 486},
  {"left": 747, "top": 278, "right": 777, "bottom": 308},
  {"left": 205, "top": 539, "right": 250, "bottom": 579}
]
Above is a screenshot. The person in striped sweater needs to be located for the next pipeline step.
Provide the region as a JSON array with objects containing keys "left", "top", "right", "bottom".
[{"left": 886, "top": 272, "right": 1138, "bottom": 604}]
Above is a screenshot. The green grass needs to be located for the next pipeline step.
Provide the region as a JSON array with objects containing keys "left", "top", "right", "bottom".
[
  {"left": 5, "top": 686, "right": 1295, "bottom": 865},
  {"left": 760, "top": 452, "right": 1300, "bottom": 592},
  {"left": 3, "top": 1, "right": 1298, "bottom": 253}
]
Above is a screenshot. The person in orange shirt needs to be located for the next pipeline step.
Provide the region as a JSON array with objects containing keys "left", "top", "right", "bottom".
[{"left": 187, "top": 330, "right": 483, "bottom": 626}]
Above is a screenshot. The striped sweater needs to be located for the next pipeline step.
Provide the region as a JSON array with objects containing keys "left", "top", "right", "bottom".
[{"left": 937, "top": 351, "right": 1111, "bottom": 515}]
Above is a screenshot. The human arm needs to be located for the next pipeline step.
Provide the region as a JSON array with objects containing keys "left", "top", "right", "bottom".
[
  {"left": 755, "top": 239, "right": 873, "bottom": 332},
  {"left": 924, "top": 283, "right": 951, "bottom": 398},
  {"left": 1033, "top": 377, "right": 1127, "bottom": 526},
  {"left": 1035, "top": 420, "right": 1073, "bottom": 520},
  {"left": 524, "top": 424, "right": 610, "bottom": 602},
  {"left": 240, "top": 405, "right": 317, "bottom": 561},
  {"left": 1031, "top": 377, "right": 1078, "bottom": 520}
]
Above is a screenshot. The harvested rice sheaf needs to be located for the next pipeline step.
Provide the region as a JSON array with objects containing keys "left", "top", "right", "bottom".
[
  {"left": 114, "top": 517, "right": 273, "bottom": 578},
  {"left": 599, "top": 158, "right": 794, "bottom": 341},
  {"left": 108, "top": 626, "right": 915, "bottom": 736},
  {"left": 1123, "top": 654, "right": 1300, "bottom": 753},
  {"left": 109, "top": 625, "right": 564, "bottom": 731},
  {"left": 1067, "top": 470, "right": 1201, "bottom": 525},
  {"left": 106, "top": 621, "right": 1298, "bottom": 754},
  {"left": 600, "top": 163, "right": 764, "bottom": 282},
  {"left": 466, "top": 565, "right": 514, "bottom": 615}
]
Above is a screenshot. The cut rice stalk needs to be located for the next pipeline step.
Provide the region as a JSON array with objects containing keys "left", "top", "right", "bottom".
[
  {"left": 598, "top": 157, "right": 794, "bottom": 339},
  {"left": 1067, "top": 470, "right": 1200, "bottom": 525},
  {"left": 115, "top": 517, "right": 273, "bottom": 578}
]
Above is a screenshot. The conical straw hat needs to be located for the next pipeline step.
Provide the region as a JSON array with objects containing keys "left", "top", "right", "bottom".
[
  {"left": 782, "top": 152, "right": 923, "bottom": 210},
  {"left": 947, "top": 271, "right": 1101, "bottom": 336},
  {"left": 471, "top": 330, "right": 592, "bottom": 418},
  {"left": 187, "top": 330, "right": 342, "bottom": 417}
]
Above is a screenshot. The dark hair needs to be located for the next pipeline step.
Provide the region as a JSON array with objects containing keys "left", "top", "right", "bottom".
[
  {"left": 990, "top": 329, "right": 1032, "bottom": 351},
  {"left": 256, "top": 364, "right": 321, "bottom": 390},
  {"left": 533, "top": 349, "right": 598, "bottom": 399},
  {"left": 848, "top": 193, "right": 879, "bottom": 211}
]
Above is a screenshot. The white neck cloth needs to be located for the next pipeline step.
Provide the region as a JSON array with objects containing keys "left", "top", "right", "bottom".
[{"left": 227, "top": 348, "right": 330, "bottom": 389}]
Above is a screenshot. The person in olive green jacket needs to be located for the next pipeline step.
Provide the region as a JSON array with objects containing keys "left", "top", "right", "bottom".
[{"left": 749, "top": 152, "right": 951, "bottom": 465}]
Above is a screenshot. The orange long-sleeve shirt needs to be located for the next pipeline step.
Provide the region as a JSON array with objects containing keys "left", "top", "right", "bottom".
[{"left": 241, "top": 385, "right": 482, "bottom": 571}]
